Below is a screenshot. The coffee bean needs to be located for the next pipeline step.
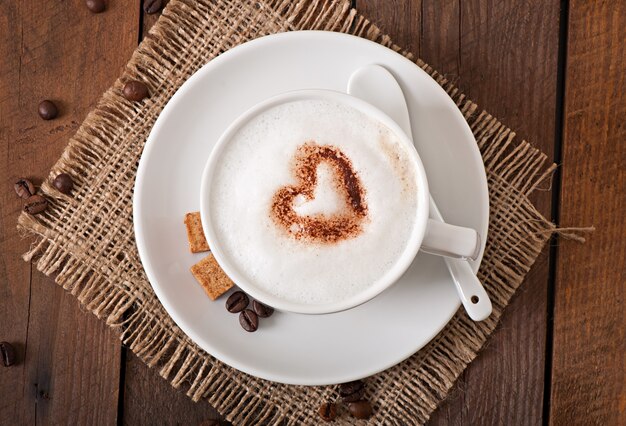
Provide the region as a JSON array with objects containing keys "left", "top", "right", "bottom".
[
  {"left": 24, "top": 195, "right": 48, "bottom": 215},
  {"left": 0, "top": 342, "right": 17, "bottom": 367},
  {"left": 38, "top": 100, "right": 58, "bottom": 120},
  {"left": 122, "top": 81, "right": 149, "bottom": 102},
  {"left": 225, "top": 291, "right": 249, "bottom": 313},
  {"left": 85, "top": 0, "right": 106, "bottom": 13},
  {"left": 143, "top": 0, "right": 163, "bottom": 14},
  {"left": 252, "top": 300, "right": 274, "bottom": 318},
  {"left": 342, "top": 388, "right": 364, "bottom": 403},
  {"left": 239, "top": 309, "right": 258, "bottom": 332},
  {"left": 318, "top": 402, "right": 337, "bottom": 422},
  {"left": 14, "top": 179, "right": 35, "bottom": 199},
  {"left": 53, "top": 173, "right": 74, "bottom": 195},
  {"left": 339, "top": 380, "right": 365, "bottom": 402},
  {"left": 348, "top": 400, "right": 373, "bottom": 420}
]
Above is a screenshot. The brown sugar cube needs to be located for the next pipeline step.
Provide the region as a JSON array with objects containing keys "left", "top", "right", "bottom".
[
  {"left": 184, "top": 212, "right": 210, "bottom": 253},
  {"left": 190, "top": 254, "right": 234, "bottom": 300}
]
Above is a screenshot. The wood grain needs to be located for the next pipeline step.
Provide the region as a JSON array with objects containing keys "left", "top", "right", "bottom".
[
  {"left": 26, "top": 274, "right": 122, "bottom": 424},
  {"left": 0, "top": 2, "right": 36, "bottom": 422},
  {"left": 0, "top": 0, "right": 140, "bottom": 423},
  {"left": 358, "top": 0, "right": 422, "bottom": 56},
  {"left": 421, "top": 0, "right": 460, "bottom": 79},
  {"left": 550, "top": 1, "right": 626, "bottom": 424},
  {"left": 357, "top": 0, "right": 560, "bottom": 424},
  {"left": 123, "top": 352, "right": 223, "bottom": 425},
  {"left": 445, "top": 1, "right": 560, "bottom": 424}
]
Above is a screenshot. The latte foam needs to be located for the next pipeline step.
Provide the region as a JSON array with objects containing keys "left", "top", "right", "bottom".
[{"left": 209, "top": 98, "right": 419, "bottom": 305}]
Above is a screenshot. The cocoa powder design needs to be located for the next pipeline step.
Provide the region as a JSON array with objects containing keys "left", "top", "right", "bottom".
[{"left": 270, "top": 142, "right": 368, "bottom": 244}]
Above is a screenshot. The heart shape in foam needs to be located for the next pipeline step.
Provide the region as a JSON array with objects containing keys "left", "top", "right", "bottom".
[{"left": 270, "top": 142, "right": 368, "bottom": 243}]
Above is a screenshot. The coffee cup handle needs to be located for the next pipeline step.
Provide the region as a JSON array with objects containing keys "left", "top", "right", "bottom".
[{"left": 421, "top": 219, "right": 481, "bottom": 261}]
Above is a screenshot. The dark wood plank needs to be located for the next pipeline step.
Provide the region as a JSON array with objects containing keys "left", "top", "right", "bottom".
[
  {"left": 123, "top": 352, "right": 222, "bottom": 425},
  {"left": 121, "top": 5, "right": 223, "bottom": 424},
  {"left": 358, "top": 0, "right": 422, "bottom": 56},
  {"left": 357, "top": 0, "right": 560, "bottom": 424},
  {"left": 550, "top": 1, "right": 626, "bottom": 424},
  {"left": 0, "top": 0, "right": 140, "bottom": 423},
  {"left": 26, "top": 274, "right": 123, "bottom": 424},
  {"left": 0, "top": 3, "right": 37, "bottom": 422},
  {"left": 421, "top": 0, "right": 460, "bottom": 79},
  {"left": 444, "top": 1, "right": 560, "bottom": 424}
]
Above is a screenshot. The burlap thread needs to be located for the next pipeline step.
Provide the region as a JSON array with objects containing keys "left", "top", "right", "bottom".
[{"left": 18, "top": 0, "right": 559, "bottom": 424}]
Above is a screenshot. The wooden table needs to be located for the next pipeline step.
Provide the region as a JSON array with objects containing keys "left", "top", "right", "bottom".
[{"left": 1, "top": 1, "right": 624, "bottom": 424}]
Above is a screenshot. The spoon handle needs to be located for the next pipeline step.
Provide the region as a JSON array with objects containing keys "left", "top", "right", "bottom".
[
  {"left": 348, "top": 64, "right": 492, "bottom": 321},
  {"left": 430, "top": 196, "right": 492, "bottom": 321}
]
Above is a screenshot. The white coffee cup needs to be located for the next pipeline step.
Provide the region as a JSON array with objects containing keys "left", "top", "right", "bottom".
[{"left": 200, "top": 90, "right": 479, "bottom": 314}]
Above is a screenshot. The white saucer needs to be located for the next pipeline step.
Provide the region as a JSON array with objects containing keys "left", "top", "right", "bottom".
[{"left": 133, "top": 31, "right": 489, "bottom": 386}]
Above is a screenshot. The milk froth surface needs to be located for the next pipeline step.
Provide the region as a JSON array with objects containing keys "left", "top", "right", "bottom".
[{"left": 210, "top": 99, "right": 419, "bottom": 305}]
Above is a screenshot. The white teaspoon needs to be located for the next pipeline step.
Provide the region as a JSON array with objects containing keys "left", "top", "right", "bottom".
[{"left": 347, "top": 64, "right": 492, "bottom": 321}]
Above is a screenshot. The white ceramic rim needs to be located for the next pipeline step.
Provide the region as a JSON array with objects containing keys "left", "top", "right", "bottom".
[
  {"left": 133, "top": 31, "right": 490, "bottom": 385},
  {"left": 199, "top": 89, "right": 431, "bottom": 315}
]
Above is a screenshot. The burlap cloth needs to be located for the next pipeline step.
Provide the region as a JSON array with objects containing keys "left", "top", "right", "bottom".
[{"left": 17, "top": 0, "right": 564, "bottom": 424}]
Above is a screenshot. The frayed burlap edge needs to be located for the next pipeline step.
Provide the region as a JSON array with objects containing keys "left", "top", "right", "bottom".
[{"left": 16, "top": 0, "right": 571, "bottom": 424}]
